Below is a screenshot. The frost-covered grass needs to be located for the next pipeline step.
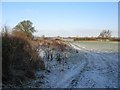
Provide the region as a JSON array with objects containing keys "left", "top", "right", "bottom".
[
  {"left": 13, "top": 40, "right": 119, "bottom": 88},
  {"left": 69, "top": 41, "right": 119, "bottom": 52},
  {"left": 34, "top": 41, "right": 118, "bottom": 88}
]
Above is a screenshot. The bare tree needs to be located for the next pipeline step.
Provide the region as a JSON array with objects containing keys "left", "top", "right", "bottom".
[
  {"left": 98, "top": 30, "right": 112, "bottom": 38},
  {"left": 2, "top": 26, "right": 10, "bottom": 37}
]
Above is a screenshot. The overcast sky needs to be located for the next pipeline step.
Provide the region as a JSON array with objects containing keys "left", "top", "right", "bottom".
[{"left": 2, "top": 2, "right": 118, "bottom": 37}]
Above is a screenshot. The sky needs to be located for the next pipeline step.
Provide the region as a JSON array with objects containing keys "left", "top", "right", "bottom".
[{"left": 2, "top": 2, "right": 118, "bottom": 37}]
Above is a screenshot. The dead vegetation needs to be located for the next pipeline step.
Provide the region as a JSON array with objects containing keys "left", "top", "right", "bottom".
[
  {"left": 2, "top": 29, "right": 71, "bottom": 87},
  {"left": 2, "top": 31, "right": 43, "bottom": 87},
  {"left": 1, "top": 24, "right": 78, "bottom": 89},
  {"left": 31, "top": 39, "right": 68, "bottom": 52}
]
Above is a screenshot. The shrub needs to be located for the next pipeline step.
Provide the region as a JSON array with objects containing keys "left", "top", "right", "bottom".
[
  {"left": 34, "top": 40, "right": 68, "bottom": 52},
  {"left": 51, "top": 40, "right": 67, "bottom": 51},
  {"left": 12, "top": 31, "right": 28, "bottom": 40},
  {"left": 2, "top": 34, "right": 37, "bottom": 86}
]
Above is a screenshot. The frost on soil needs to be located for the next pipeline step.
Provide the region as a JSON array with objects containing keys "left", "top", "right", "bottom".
[{"left": 24, "top": 41, "right": 119, "bottom": 88}]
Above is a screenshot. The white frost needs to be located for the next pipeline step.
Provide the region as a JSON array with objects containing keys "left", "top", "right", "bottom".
[{"left": 25, "top": 41, "right": 119, "bottom": 88}]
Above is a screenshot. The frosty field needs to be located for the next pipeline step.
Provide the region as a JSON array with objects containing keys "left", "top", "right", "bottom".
[
  {"left": 23, "top": 41, "right": 119, "bottom": 88},
  {"left": 69, "top": 41, "right": 119, "bottom": 52}
]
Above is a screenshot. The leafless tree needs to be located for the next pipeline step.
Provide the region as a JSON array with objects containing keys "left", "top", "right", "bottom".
[{"left": 98, "top": 30, "right": 112, "bottom": 38}]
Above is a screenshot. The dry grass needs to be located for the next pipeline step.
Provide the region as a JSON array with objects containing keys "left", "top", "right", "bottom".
[{"left": 31, "top": 39, "right": 68, "bottom": 52}]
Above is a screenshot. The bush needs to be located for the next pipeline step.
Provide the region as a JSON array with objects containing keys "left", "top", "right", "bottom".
[
  {"left": 33, "top": 40, "right": 68, "bottom": 52},
  {"left": 2, "top": 33, "right": 37, "bottom": 86}
]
